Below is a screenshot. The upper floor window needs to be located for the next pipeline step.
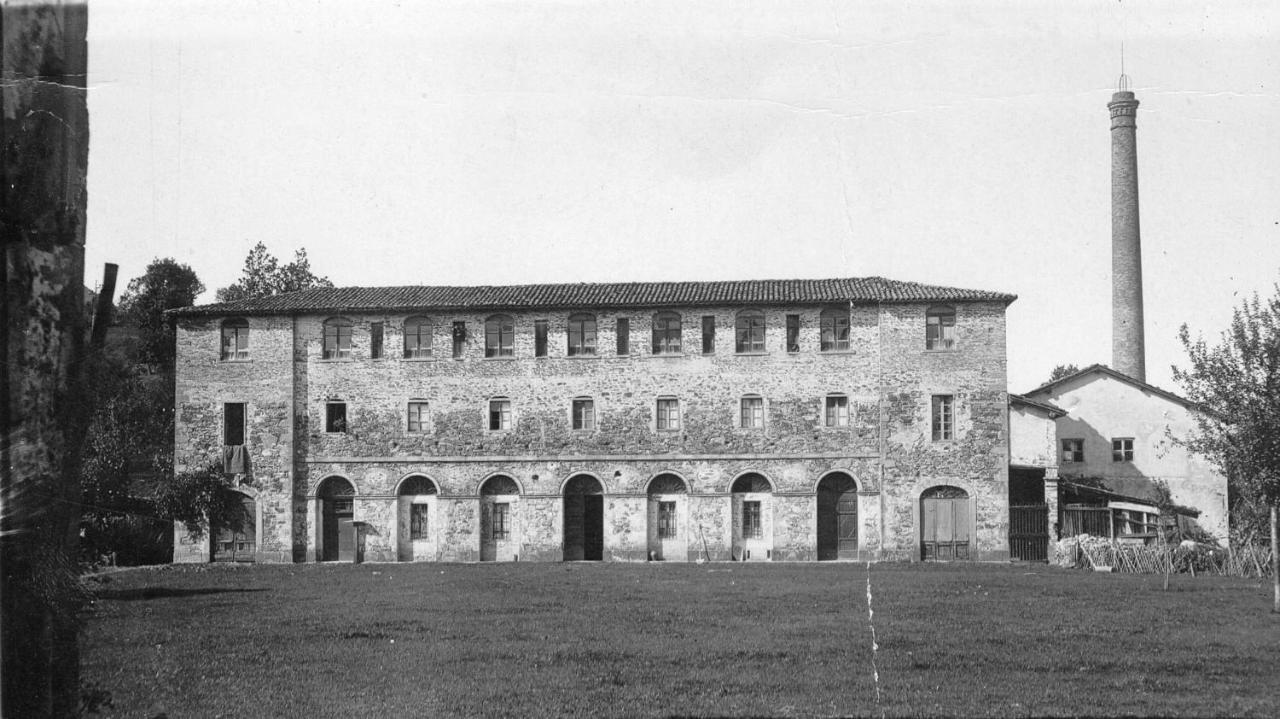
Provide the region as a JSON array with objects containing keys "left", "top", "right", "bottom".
[
  {"left": 931, "top": 395, "right": 954, "bottom": 441},
  {"left": 572, "top": 397, "right": 595, "bottom": 431},
  {"left": 926, "top": 306, "right": 956, "bottom": 350},
  {"left": 568, "top": 314, "right": 597, "bottom": 356},
  {"left": 485, "top": 315, "right": 514, "bottom": 358},
  {"left": 1112, "top": 438, "right": 1134, "bottom": 463},
  {"left": 1062, "top": 439, "right": 1083, "bottom": 463},
  {"left": 370, "top": 322, "right": 384, "bottom": 359},
  {"left": 656, "top": 397, "right": 681, "bottom": 431},
  {"left": 407, "top": 401, "right": 429, "bottom": 432},
  {"left": 824, "top": 394, "right": 849, "bottom": 427},
  {"left": 740, "top": 395, "right": 764, "bottom": 429},
  {"left": 652, "top": 312, "right": 682, "bottom": 355},
  {"left": 325, "top": 402, "right": 347, "bottom": 433},
  {"left": 404, "top": 316, "right": 433, "bottom": 358},
  {"left": 785, "top": 314, "right": 801, "bottom": 353},
  {"left": 220, "top": 318, "right": 250, "bottom": 361},
  {"left": 820, "top": 309, "right": 850, "bottom": 352},
  {"left": 452, "top": 321, "right": 466, "bottom": 359},
  {"left": 223, "top": 402, "right": 246, "bottom": 446},
  {"left": 322, "top": 318, "right": 352, "bottom": 359},
  {"left": 616, "top": 318, "right": 630, "bottom": 355},
  {"left": 701, "top": 316, "right": 716, "bottom": 354},
  {"left": 489, "top": 397, "right": 512, "bottom": 431},
  {"left": 534, "top": 320, "right": 548, "bottom": 357},
  {"left": 735, "top": 310, "right": 765, "bottom": 353}
]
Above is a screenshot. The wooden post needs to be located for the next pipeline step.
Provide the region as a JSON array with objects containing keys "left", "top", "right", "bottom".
[{"left": 1270, "top": 504, "right": 1279, "bottom": 614}]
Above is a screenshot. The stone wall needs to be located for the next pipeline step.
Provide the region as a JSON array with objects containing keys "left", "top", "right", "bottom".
[{"left": 172, "top": 299, "right": 1012, "bottom": 562}]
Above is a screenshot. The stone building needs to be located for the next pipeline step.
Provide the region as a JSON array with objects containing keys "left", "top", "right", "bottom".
[{"left": 170, "top": 277, "right": 1017, "bottom": 563}]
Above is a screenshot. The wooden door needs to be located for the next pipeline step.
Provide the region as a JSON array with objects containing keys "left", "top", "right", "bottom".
[
  {"left": 836, "top": 494, "right": 858, "bottom": 558},
  {"left": 922, "top": 496, "right": 971, "bottom": 560},
  {"left": 1009, "top": 504, "right": 1049, "bottom": 561},
  {"left": 817, "top": 476, "right": 858, "bottom": 560},
  {"left": 563, "top": 493, "right": 585, "bottom": 561},
  {"left": 583, "top": 495, "right": 603, "bottom": 561},
  {"left": 213, "top": 495, "right": 256, "bottom": 562}
]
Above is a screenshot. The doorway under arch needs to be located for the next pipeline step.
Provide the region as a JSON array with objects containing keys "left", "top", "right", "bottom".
[
  {"left": 731, "top": 472, "right": 773, "bottom": 561},
  {"left": 563, "top": 474, "right": 604, "bottom": 561},
  {"left": 480, "top": 474, "right": 520, "bottom": 562},
  {"left": 817, "top": 473, "right": 859, "bottom": 560},
  {"left": 396, "top": 475, "right": 438, "bottom": 562},
  {"left": 318, "top": 476, "right": 356, "bottom": 562},
  {"left": 921, "top": 485, "right": 971, "bottom": 561}
]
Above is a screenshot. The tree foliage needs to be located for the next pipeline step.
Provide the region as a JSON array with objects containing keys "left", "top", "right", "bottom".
[
  {"left": 216, "top": 242, "right": 333, "bottom": 302},
  {"left": 1173, "top": 286, "right": 1280, "bottom": 527},
  {"left": 153, "top": 463, "right": 245, "bottom": 541},
  {"left": 1047, "top": 363, "right": 1081, "bottom": 383},
  {"left": 116, "top": 258, "right": 205, "bottom": 367}
]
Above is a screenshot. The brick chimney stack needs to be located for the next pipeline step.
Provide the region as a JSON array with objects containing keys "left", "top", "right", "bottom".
[{"left": 1109, "top": 77, "right": 1145, "bottom": 381}]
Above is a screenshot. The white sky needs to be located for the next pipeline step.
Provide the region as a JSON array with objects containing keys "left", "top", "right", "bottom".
[{"left": 85, "top": 0, "right": 1280, "bottom": 392}]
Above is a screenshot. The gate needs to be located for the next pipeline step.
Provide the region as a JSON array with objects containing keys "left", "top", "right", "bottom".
[
  {"left": 1009, "top": 504, "right": 1049, "bottom": 562},
  {"left": 921, "top": 486, "right": 971, "bottom": 561}
]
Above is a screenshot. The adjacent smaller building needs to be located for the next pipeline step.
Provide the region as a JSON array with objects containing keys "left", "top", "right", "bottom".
[{"left": 1023, "top": 365, "right": 1228, "bottom": 543}]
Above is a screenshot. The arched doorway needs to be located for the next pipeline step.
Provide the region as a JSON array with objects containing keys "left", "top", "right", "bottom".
[
  {"left": 396, "top": 475, "right": 438, "bottom": 562},
  {"left": 318, "top": 476, "right": 356, "bottom": 562},
  {"left": 563, "top": 474, "right": 604, "bottom": 561},
  {"left": 213, "top": 491, "right": 256, "bottom": 562},
  {"left": 480, "top": 475, "right": 520, "bottom": 562},
  {"left": 731, "top": 473, "right": 773, "bottom": 561},
  {"left": 647, "top": 474, "right": 687, "bottom": 561},
  {"left": 817, "top": 473, "right": 858, "bottom": 560},
  {"left": 921, "top": 485, "right": 971, "bottom": 560}
]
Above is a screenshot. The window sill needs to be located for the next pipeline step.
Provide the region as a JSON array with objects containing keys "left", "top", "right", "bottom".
[
  {"left": 734, "top": 351, "right": 769, "bottom": 357},
  {"left": 219, "top": 358, "right": 253, "bottom": 363},
  {"left": 648, "top": 353, "right": 688, "bottom": 359},
  {"left": 483, "top": 356, "right": 518, "bottom": 361},
  {"left": 818, "top": 349, "right": 856, "bottom": 355},
  {"left": 318, "top": 357, "right": 354, "bottom": 363},
  {"left": 564, "top": 354, "right": 601, "bottom": 360},
  {"left": 924, "top": 348, "right": 959, "bottom": 354},
  {"left": 402, "top": 356, "right": 436, "bottom": 362}
]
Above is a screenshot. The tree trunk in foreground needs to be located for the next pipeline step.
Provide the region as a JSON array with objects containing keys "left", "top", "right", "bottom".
[{"left": 1271, "top": 505, "right": 1279, "bottom": 614}]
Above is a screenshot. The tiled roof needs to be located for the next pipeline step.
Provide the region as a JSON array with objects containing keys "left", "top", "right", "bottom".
[
  {"left": 170, "top": 277, "right": 1016, "bottom": 316},
  {"left": 1022, "top": 363, "right": 1202, "bottom": 412}
]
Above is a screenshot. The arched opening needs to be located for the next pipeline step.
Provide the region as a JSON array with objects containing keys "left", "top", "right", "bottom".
[
  {"left": 318, "top": 476, "right": 356, "bottom": 562},
  {"left": 563, "top": 474, "right": 604, "bottom": 561},
  {"left": 213, "top": 491, "right": 256, "bottom": 562},
  {"left": 396, "top": 475, "right": 438, "bottom": 562},
  {"left": 480, "top": 475, "right": 520, "bottom": 562},
  {"left": 646, "top": 474, "right": 687, "bottom": 561},
  {"left": 921, "top": 485, "right": 971, "bottom": 560},
  {"left": 816, "top": 473, "right": 859, "bottom": 560},
  {"left": 731, "top": 473, "right": 773, "bottom": 561}
]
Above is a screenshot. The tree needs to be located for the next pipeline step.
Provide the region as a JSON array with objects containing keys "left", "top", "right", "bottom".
[
  {"left": 1047, "top": 364, "right": 1081, "bottom": 383},
  {"left": 216, "top": 242, "right": 333, "bottom": 302},
  {"left": 1173, "top": 284, "right": 1280, "bottom": 613},
  {"left": 116, "top": 258, "right": 205, "bottom": 367}
]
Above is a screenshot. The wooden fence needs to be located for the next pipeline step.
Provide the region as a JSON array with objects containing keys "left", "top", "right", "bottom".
[{"left": 1078, "top": 542, "right": 1274, "bottom": 578}]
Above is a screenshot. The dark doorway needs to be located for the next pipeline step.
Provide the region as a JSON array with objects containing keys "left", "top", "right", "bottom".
[
  {"left": 564, "top": 474, "right": 604, "bottom": 561},
  {"left": 213, "top": 492, "right": 256, "bottom": 562},
  {"left": 319, "top": 477, "right": 356, "bottom": 562},
  {"left": 921, "top": 485, "right": 971, "bottom": 561},
  {"left": 817, "top": 473, "right": 859, "bottom": 560},
  {"left": 1008, "top": 467, "right": 1049, "bottom": 561}
]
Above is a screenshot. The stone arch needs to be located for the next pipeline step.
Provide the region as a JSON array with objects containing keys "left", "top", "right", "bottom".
[
  {"left": 395, "top": 474, "right": 438, "bottom": 496},
  {"left": 316, "top": 476, "right": 356, "bottom": 562},
  {"left": 479, "top": 473, "right": 522, "bottom": 496},
  {"left": 920, "top": 484, "right": 972, "bottom": 561},
  {"left": 563, "top": 473, "right": 604, "bottom": 562},
  {"left": 646, "top": 472, "right": 688, "bottom": 495},
  {"left": 729, "top": 471, "right": 774, "bottom": 494},
  {"left": 479, "top": 474, "right": 520, "bottom": 562}
]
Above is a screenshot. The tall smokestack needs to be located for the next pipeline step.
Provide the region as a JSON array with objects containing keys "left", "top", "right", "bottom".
[{"left": 1109, "top": 74, "right": 1145, "bottom": 381}]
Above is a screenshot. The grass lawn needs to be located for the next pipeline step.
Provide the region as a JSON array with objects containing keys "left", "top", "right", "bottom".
[{"left": 80, "top": 562, "right": 1280, "bottom": 718}]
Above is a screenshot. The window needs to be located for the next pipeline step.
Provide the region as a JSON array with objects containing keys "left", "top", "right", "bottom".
[
  {"left": 490, "top": 502, "right": 510, "bottom": 540},
  {"left": 572, "top": 397, "right": 595, "bottom": 431},
  {"left": 224, "top": 402, "right": 246, "bottom": 445},
  {"left": 322, "top": 318, "right": 352, "bottom": 359},
  {"left": 488, "top": 398, "right": 511, "bottom": 431},
  {"left": 931, "top": 395, "right": 954, "bottom": 441},
  {"left": 926, "top": 306, "right": 956, "bottom": 350},
  {"left": 452, "top": 321, "right": 466, "bottom": 359},
  {"left": 740, "top": 395, "right": 764, "bottom": 429},
  {"left": 485, "top": 315, "right": 514, "bottom": 358},
  {"left": 568, "top": 313, "right": 597, "bottom": 356},
  {"left": 407, "top": 401, "right": 429, "bottom": 432},
  {"left": 410, "top": 504, "right": 429, "bottom": 540},
  {"left": 824, "top": 395, "right": 849, "bottom": 427},
  {"left": 785, "top": 314, "right": 800, "bottom": 353},
  {"left": 820, "top": 309, "right": 850, "bottom": 352},
  {"left": 325, "top": 402, "right": 347, "bottom": 433},
  {"left": 658, "top": 501, "right": 677, "bottom": 538},
  {"left": 1062, "top": 439, "right": 1084, "bottom": 463},
  {"left": 370, "top": 322, "right": 384, "bottom": 359},
  {"left": 1112, "top": 438, "right": 1134, "bottom": 462},
  {"left": 404, "top": 316, "right": 432, "bottom": 358},
  {"left": 735, "top": 310, "right": 765, "bottom": 353},
  {"left": 743, "top": 501, "right": 763, "bottom": 539},
  {"left": 702, "top": 315, "right": 717, "bottom": 354},
  {"left": 616, "top": 318, "right": 630, "bottom": 355},
  {"left": 656, "top": 397, "right": 680, "bottom": 431},
  {"left": 534, "top": 320, "right": 548, "bottom": 358},
  {"left": 652, "top": 312, "right": 682, "bottom": 355},
  {"left": 220, "top": 318, "right": 249, "bottom": 361}
]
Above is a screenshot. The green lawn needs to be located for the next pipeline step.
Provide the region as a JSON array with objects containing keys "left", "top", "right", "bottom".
[{"left": 79, "top": 562, "right": 1280, "bottom": 718}]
